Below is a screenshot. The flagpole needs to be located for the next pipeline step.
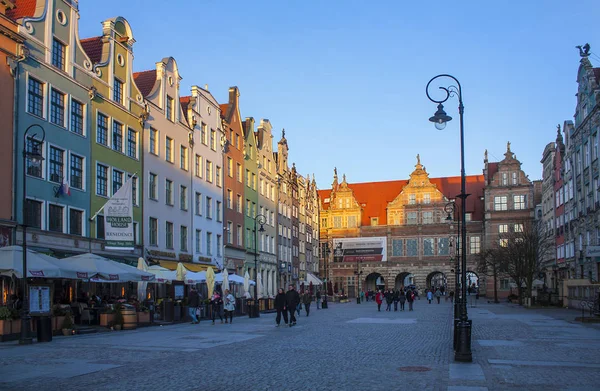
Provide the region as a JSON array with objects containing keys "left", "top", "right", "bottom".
[{"left": 89, "top": 173, "right": 137, "bottom": 222}]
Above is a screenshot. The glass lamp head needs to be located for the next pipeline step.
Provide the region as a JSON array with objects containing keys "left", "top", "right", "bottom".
[{"left": 429, "top": 103, "right": 452, "bottom": 130}]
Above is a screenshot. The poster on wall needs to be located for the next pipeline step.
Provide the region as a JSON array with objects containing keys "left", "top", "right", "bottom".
[
  {"left": 105, "top": 176, "right": 135, "bottom": 250},
  {"left": 333, "top": 237, "right": 387, "bottom": 262},
  {"left": 29, "top": 284, "right": 52, "bottom": 316}
]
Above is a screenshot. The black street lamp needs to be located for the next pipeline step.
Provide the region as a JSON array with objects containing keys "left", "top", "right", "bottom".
[
  {"left": 251, "top": 214, "right": 266, "bottom": 318},
  {"left": 427, "top": 74, "right": 472, "bottom": 362},
  {"left": 354, "top": 260, "right": 363, "bottom": 304},
  {"left": 20, "top": 124, "right": 46, "bottom": 345}
]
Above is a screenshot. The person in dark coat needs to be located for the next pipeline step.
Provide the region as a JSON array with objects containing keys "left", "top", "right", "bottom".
[
  {"left": 210, "top": 292, "right": 223, "bottom": 325},
  {"left": 274, "top": 288, "right": 288, "bottom": 327},
  {"left": 188, "top": 286, "right": 200, "bottom": 324},
  {"left": 385, "top": 289, "right": 393, "bottom": 311},
  {"left": 302, "top": 291, "right": 312, "bottom": 317},
  {"left": 316, "top": 290, "right": 322, "bottom": 309},
  {"left": 406, "top": 289, "right": 415, "bottom": 311},
  {"left": 399, "top": 289, "right": 407, "bottom": 311},
  {"left": 393, "top": 289, "right": 399, "bottom": 311},
  {"left": 285, "top": 285, "right": 300, "bottom": 327}
]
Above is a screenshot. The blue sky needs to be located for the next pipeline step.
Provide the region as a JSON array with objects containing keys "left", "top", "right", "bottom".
[{"left": 78, "top": 0, "right": 600, "bottom": 190}]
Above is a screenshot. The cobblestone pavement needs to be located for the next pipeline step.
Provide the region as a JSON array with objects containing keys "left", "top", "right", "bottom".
[{"left": 0, "top": 297, "right": 599, "bottom": 391}]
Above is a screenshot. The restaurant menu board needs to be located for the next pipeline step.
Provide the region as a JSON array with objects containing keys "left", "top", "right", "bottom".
[
  {"left": 29, "top": 285, "right": 52, "bottom": 316},
  {"left": 174, "top": 284, "right": 184, "bottom": 300}
]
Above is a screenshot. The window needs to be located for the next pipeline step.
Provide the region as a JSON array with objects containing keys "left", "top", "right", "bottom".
[
  {"left": 499, "top": 224, "right": 508, "bottom": 234},
  {"left": 227, "top": 190, "right": 233, "bottom": 209},
  {"left": 333, "top": 216, "right": 342, "bottom": 228},
  {"left": 195, "top": 229, "right": 202, "bottom": 253},
  {"left": 246, "top": 170, "right": 251, "bottom": 187},
  {"left": 112, "top": 121, "right": 123, "bottom": 152},
  {"left": 97, "top": 113, "right": 108, "bottom": 146},
  {"left": 348, "top": 215, "right": 357, "bottom": 228},
  {"left": 470, "top": 236, "right": 480, "bottom": 254},
  {"left": 52, "top": 39, "right": 66, "bottom": 70},
  {"left": 227, "top": 221, "right": 233, "bottom": 244},
  {"left": 423, "top": 193, "right": 431, "bottom": 204},
  {"left": 494, "top": 196, "right": 508, "bottom": 211},
  {"left": 112, "top": 169, "right": 123, "bottom": 195},
  {"left": 165, "top": 222, "right": 173, "bottom": 249},
  {"left": 49, "top": 146, "right": 64, "bottom": 183},
  {"left": 27, "top": 77, "right": 44, "bottom": 117},
  {"left": 96, "top": 215, "right": 105, "bottom": 239},
  {"left": 96, "top": 164, "right": 108, "bottom": 196},
  {"left": 166, "top": 96, "right": 174, "bottom": 121},
  {"left": 392, "top": 239, "right": 403, "bottom": 256},
  {"left": 48, "top": 204, "right": 64, "bottom": 233},
  {"left": 25, "top": 200, "right": 42, "bottom": 228},
  {"left": 180, "top": 185, "right": 187, "bottom": 210},
  {"left": 424, "top": 238, "right": 434, "bottom": 256},
  {"left": 236, "top": 194, "right": 242, "bottom": 213},
  {"left": 407, "top": 212, "right": 418, "bottom": 225},
  {"left": 70, "top": 154, "right": 83, "bottom": 190},
  {"left": 216, "top": 166, "right": 222, "bottom": 187},
  {"left": 180, "top": 146, "right": 188, "bottom": 170},
  {"left": 50, "top": 89, "right": 65, "bottom": 127},
  {"left": 594, "top": 133, "right": 598, "bottom": 161},
  {"left": 227, "top": 157, "right": 233, "bottom": 177},
  {"left": 127, "top": 129, "right": 137, "bottom": 158},
  {"left": 500, "top": 279, "right": 510, "bottom": 290},
  {"left": 584, "top": 142, "right": 590, "bottom": 167},
  {"left": 513, "top": 223, "right": 524, "bottom": 233},
  {"left": 237, "top": 163, "right": 242, "bottom": 182},
  {"left": 235, "top": 134, "right": 240, "bottom": 149},
  {"left": 206, "top": 160, "right": 213, "bottom": 182},
  {"left": 206, "top": 196, "right": 212, "bottom": 218},
  {"left": 180, "top": 226, "right": 188, "bottom": 251},
  {"left": 409, "top": 194, "right": 416, "bottom": 205},
  {"left": 252, "top": 173, "right": 256, "bottom": 190},
  {"left": 217, "top": 235, "right": 222, "bottom": 256},
  {"left": 206, "top": 232, "right": 212, "bottom": 256},
  {"left": 423, "top": 211, "right": 433, "bottom": 224},
  {"left": 70, "top": 99, "right": 84, "bottom": 135},
  {"left": 69, "top": 209, "right": 83, "bottom": 235},
  {"left": 165, "top": 137, "right": 173, "bottom": 162},
  {"left": 513, "top": 195, "right": 526, "bottom": 210},
  {"left": 406, "top": 239, "right": 418, "bottom": 256},
  {"left": 512, "top": 172, "right": 518, "bottom": 185},
  {"left": 438, "top": 237, "right": 449, "bottom": 255},
  {"left": 149, "top": 173, "right": 157, "bottom": 200},
  {"left": 499, "top": 238, "right": 508, "bottom": 247},
  {"left": 149, "top": 217, "right": 158, "bottom": 245},
  {"left": 210, "top": 129, "right": 216, "bottom": 151},
  {"left": 195, "top": 192, "right": 202, "bottom": 215},
  {"left": 195, "top": 155, "right": 203, "bottom": 177},
  {"left": 150, "top": 128, "right": 158, "bottom": 155},
  {"left": 216, "top": 201, "right": 222, "bottom": 222},
  {"left": 113, "top": 78, "right": 123, "bottom": 104},
  {"left": 201, "top": 123, "right": 207, "bottom": 145},
  {"left": 25, "top": 137, "right": 43, "bottom": 178},
  {"left": 501, "top": 172, "right": 508, "bottom": 186},
  {"left": 165, "top": 180, "right": 173, "bottom": 205},
  {"left": 237, "top": 225, "right": 242, "bottom": 246}
]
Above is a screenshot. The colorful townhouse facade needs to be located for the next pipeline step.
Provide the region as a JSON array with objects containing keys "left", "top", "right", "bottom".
[{"left": 276, "top": 131, "right": 294, "bottom": 287}]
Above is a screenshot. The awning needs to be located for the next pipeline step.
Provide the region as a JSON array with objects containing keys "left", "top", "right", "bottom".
[
  {"left": 306, "top": 273, "right": 323, "bottom": 285},
  {"left": 159, "top": 260, "right": 211, "bottom": 272}
]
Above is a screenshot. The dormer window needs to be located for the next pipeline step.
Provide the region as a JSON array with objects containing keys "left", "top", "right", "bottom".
[
  {"left": 113, "top": 78, "right": 123, "bottom": 105},
  {"left": 512, "top": 172, "right": 518, "bottom": 185},
  {"left": 166, "top": 96, "right": 174, "bottom": 121},
  {"left": 52, "top": 39, "right": 66, "bottom": 71},
  {"left": 501, "top": 172, "right": 508, "bottom": 186},
  {"left": 423, "top": 193, "right": 431, "bottom": 204}
]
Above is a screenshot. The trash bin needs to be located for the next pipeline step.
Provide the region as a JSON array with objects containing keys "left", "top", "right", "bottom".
[
  {"left": 248, "top": 300, "right": 260, "bottom": 318},
  {"left": 322, "top": 297, "right": 328, "bottom": 309},
  {"left": 163, "top": 300, "right": 174, "bottom": 322},
  {"left": 36, "top": 316, "right": 52, "bottom": 343}
]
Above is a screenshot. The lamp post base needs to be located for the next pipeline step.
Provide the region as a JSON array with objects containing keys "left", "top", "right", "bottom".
[{"left": 454, "top": 320, "right": 472, "bottom": 362}]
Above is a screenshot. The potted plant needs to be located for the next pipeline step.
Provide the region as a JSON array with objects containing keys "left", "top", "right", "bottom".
[
  {"left": 137, "top": 305, "right": 150, "bottom": 324},
  {"left": 0, "top": 306, "right": 20, "bottom": 340},
  {"left": 114, "top": 305, "right": 124, "bottom": 330},
  {"left": 100, "top": 307, "right": 116, "bottom": 327},
  {"left": 52, "top": 305, "right": 67, "bottom": 333},
  {"left": 61, "top": 314, "right": 74, "bottom": 336}
]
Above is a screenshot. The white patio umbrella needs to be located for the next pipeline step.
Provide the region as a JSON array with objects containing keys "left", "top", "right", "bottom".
[
  {"left": 175, "top": 262, "right": 187, "bottom": 282},
  {"left": 257, "top": 272, "right": 264, "bottom": 298},
  {"left": 137, "top": 258, "right": 148, "bottom": 300},
  {"left": 243, "top": 271, "right": 250, "bottom": 297},
  {"left": 0, "top": 246, "right": 68, "bottom": 279},
  {"left": 222, "top": 269, "right": 230, "bottom": 292},
  {"left": 148, "top": 265, "right": 176, "bottom": 283},
  {"left": 63, "top": 253, "right": 155, "bottom": 282},
  {"left": 185, "top": 271, "right": 206, "bottom": 285},
  {"left": 228, "top": 274, "right": 251, "bottom": 285}
]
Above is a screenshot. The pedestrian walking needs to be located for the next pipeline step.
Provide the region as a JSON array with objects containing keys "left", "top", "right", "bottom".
[
  {"left": 210, "top": 291, "right": 224, "bottom": 325},
  {"left": 365, "top": 291, "right": 369, "bottom": 302},
  {"left": 302, "top": 291, "right": 312, "bottom": 316},
  {"left": 360, "top": 290, "right": 365, "bottom": 303},
  {"left": 316, "top": 290, "right": 322, "bottom": 309},
  {"left": 188, "top": 286, "right": 200, "bottom": 324},
  {"left": 393, "top": 289, "right": 399, "bottom": 311},
  {"left": 399, "top": 289, "right": 406, "bottom": 311},
  {"left": 223, "top": 289, "right": 235, "bottom": 324},
  {"left": 375, "top": 290, "right": 383, "bottom": 311},
  {"left": 275, "top": 288, "right": 288, "bottom": 327},
  {"left": 385, "top": 289, "right": 393, "bottom": 311},
  {"left": 449, "top": 290, "right": 454, "bottom": 303},
  {"left": 406, "top": 289, "right": 415, "bottom": 311},
  {"left": 434, "top": 288, "right": 442, "bottom": 304},
  {"left": 427, "top": 289, "right": 433, "bottom": 304},
  {"left": 286, "top": 285, "right": 300, "bottom": 327}
]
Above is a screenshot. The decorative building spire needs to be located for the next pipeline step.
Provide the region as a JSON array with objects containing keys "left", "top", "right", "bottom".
[
  {"left": 332, "top": 167, "right": 338, "bottom": 190},
  {"left": 484, "top": 149, "right": 488, "bottom": 164}
]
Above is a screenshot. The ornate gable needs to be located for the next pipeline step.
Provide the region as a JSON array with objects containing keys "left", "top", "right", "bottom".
[
  {"left": 330, "top": 171, "right": 360, "bottom": 210},
  {"left": 492, "top": 142, "right": 530, "bottom": 187}
]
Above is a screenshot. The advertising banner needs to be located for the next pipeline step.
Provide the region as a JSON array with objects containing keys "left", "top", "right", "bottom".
[
  {"left": 105, "top": 177, "right": 134, "bottom": 250},
  {"left": 333, "top": 237, "right": 387, "bottom": 262}
]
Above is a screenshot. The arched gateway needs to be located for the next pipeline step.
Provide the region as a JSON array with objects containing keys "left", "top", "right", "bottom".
[
  {"left": 426, "top": 271, "right": 447, "bottom": 290},
  {"left": 395, "top": 272, "right": 414, "bottom": 290},
  {"left": 365, "top": 273, "right": 385, "bottom": 292}
]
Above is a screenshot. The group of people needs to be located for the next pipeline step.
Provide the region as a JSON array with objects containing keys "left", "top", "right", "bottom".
[
  {"left": 187, "top": 286, "right": 236, "bottom": 325},
  {"left": 373, "top": 288, "right": 417, "bottom": 311},
  {"left": 274, "top": 286, "right": 322, "bottom": 327}
]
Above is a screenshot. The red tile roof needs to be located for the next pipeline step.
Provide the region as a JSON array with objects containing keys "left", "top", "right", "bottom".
[
  {"left": 318, "top": 175, "right": 485, "bottom": 226},
  {"left": 80, "top": 37, "right": 103, "bottom": 64},
  {"left": 486, "top": 163, "right": 498, "bottom": 185},
  {"left": 180, "top": 96, "right": 191, "bottom": 114},
  {"left": 133, "top": 70, "right": 156, "bottom": 98},
  {"left": 220, "top": 103, "right": 229, "bottom": 120},
  {"left": 6, "top": 0, "right": 37, "bottom": 21}
]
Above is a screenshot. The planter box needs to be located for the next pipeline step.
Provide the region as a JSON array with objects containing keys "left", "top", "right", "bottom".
[
  {"left": 137, "top": 312, "right": 150, "bottom": 324},
  {"left": 100, "top": 313, "right": 115, "bottom": 327},
  {"left": 0, "top": 319, "right": 21, "bottom": 342}
]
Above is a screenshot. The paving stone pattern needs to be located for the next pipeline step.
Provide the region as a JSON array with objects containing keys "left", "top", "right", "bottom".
[{"left": 0, "top": 299, "right": 598, "bottom": 390}]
